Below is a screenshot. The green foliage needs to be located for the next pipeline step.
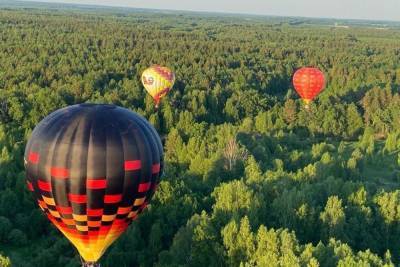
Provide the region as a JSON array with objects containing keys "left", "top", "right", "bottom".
[
  {"left": 320, "top": 196, "right": 346, "bottom": 241},
  {"left": 0, "top": 216, "right": 12, "bottom": 242},
  {"left": 0, "top": 5, "right": 399, "bottom": 267},
  {"left": 0, "top": 254, "right": 12, "bottom": 267}
]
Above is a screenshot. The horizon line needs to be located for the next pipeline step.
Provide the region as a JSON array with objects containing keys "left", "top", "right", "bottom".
[{"left": 13, "top": 0, "right": 400, "bottom": 23}]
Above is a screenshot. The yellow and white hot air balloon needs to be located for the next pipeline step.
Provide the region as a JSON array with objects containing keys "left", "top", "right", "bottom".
[{"left": 141, "top": 65, "right": 175, "bottom": 108}]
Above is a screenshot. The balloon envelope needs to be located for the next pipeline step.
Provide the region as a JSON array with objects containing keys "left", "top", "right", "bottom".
[
  {"left": 25, "top": 104, "right": 163, "bottom": 263},
  {"left": 141, "top": 65, "right": 175, "bottom": 107},
  {"left": 292, "top": 67, "right": 325, "bottom": 105}
]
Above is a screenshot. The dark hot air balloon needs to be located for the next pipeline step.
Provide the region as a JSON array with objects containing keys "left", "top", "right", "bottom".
[{"left": 25, "top": 104, "right": 163, "bottom": 266}]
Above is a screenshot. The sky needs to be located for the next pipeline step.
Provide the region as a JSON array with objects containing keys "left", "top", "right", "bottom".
[{"left": 24, "top": 0, "right": 400, "bottom": 22}]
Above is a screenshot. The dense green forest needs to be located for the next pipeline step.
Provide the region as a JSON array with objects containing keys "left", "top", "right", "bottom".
[{"left": 0, "top": 4, "right": 400, "bottom": 267}]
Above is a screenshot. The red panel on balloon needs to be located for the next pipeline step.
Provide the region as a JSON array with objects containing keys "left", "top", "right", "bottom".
[
  {"left": 124, "top": 160, "right": 141, "bottom": 171},
  {"left": 293, "top": 67, "right": 325, "bottom": 101},
  {"left": 28, "top": 152, "right": 40, "bottom": 164}
]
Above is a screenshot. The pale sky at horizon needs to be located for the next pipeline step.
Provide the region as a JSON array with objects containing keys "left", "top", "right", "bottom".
[{"left": 24, "top": 0, "right": 400, "bottom": 22}]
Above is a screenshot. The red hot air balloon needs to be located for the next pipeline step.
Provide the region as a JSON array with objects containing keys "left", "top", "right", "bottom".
[
  {"left": 25, "top": 104, "right": 163, "bottom": 267},
  {"left": 292, "top": 67, "right": 325, "bottom": 108}
]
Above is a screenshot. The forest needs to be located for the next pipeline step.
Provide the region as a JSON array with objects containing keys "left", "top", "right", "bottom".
[{"left": 0, "top": 3, "right": 400, "bottom": 267}]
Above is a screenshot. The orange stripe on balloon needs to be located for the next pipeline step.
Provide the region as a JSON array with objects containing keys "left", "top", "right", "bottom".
[
  {"left": 62, "top": 218, "right": 75, "bottom": 226},
  {"left": 117, "top": 206, "right": 132, "bottom": 215},
  {"left": 88, "top": 221, "right": 101, "bottom": 228},
  {"left": 38, "top": 200, "right": 48, "bottom": 210}
]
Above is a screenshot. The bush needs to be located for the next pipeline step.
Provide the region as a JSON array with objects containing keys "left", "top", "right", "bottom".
[
  {"left": 8, "top": 229, "right": 28, "bottom": 246},
  {"left": 0, "top": 216, "right": 12, "bottom": 242},
  {"left": 0, "top": 254, "right": 11, "bottom": 267}
]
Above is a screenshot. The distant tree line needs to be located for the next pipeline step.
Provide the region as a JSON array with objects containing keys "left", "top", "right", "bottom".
[{"left": 0, "top": 8, "right": 399, "bottom": 267}]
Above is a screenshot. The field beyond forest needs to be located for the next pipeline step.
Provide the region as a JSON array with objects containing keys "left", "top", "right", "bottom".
[{"left": 0, "top": 3, "right": 400, "bottom": 267}]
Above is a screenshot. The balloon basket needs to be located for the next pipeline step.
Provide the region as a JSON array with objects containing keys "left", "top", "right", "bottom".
[
  {"left": 80, "top": 256, "right": 100, "bottom": 267},
  {"left": 82, "top": 261, "right": 100, "bottom": 267}
]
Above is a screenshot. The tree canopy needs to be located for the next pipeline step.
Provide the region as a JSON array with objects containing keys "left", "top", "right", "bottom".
[{"left": 0, "top": 4, "right": 400, "bottom": 267}]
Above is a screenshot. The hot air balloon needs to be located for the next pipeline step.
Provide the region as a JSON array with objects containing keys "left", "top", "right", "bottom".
[
  {"left": 141, "top": 65, "right": 175, "bottom": 108},
  {"left": 25, "top": 104, "right": 163, "bottom": 267},
  {"left": 292, "top": 67, "right": 325, "bottom": 109}
]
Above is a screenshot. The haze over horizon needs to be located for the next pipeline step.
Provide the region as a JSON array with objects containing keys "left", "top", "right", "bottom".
[{"left": 22, "top": 0, "right": 400, "bottom": 22}]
